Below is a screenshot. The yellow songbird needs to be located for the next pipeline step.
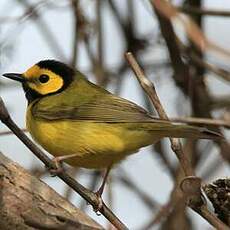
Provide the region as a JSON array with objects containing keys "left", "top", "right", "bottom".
[{"left": 2, "top": 60, "right": 221, "bottom": 199}]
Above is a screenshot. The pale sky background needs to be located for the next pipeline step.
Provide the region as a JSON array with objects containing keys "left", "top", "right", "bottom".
[{"left": 0, "top": 0, "right": 229, "bottom": 229}]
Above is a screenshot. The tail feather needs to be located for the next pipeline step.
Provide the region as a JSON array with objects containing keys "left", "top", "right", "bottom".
[
  {"left": 145, "top": 123, "right": 223, "bottom": 140},
  {"left": 196, "top": 127, "right": 223, "bottom": 140}
]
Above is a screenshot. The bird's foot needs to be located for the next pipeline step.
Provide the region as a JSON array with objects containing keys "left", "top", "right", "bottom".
[
  {"left": 48, "top": 157, "right": 65, "bottom": 176},
  {"left": 93, "top": 190, "right": 104, "bottom": 214},
  {"left": 47, "top": 154, "right": 78, "bottom": 176}
]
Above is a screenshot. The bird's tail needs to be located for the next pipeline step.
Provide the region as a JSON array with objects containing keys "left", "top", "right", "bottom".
[{"left": 145, "top": 123, "right": 222, "bottom": 140}]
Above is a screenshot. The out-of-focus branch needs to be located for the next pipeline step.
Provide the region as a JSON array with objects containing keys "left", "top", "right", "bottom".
[
  {"left": 74, "top": 3, "right": 109, "bottom": 86},
  {"left": 178, "top": 6, "right": 230, "bottom": 17},
  {"left": 152, "top": 141, "right": 176, "bottom": 178},
  {"left": 151, "top": 2, "right": 191, "bottom": 94},
  {"left": 71, "top": 0, "right": 79, "bottom": 67},
  {"left": 142, "top": 192, "right": 190, "bottom": 230},
  {"left": 184, "top": 50, "right": 230, "bottom": 83},
  {"left": 96, "top": 0, "right": 107, "bottom": 86},
  {"left": 152, "top": 0, "right": 230, "bottom": 165},
  {"left": 152, "top": 0, "right": 230, "bottom": 58},
  {"left": 170, "top": 117, "right": 230, "bottom": 129},
  {"left": 16, "top": 0, "right": 66, "bottom": 60},
  {"left": 0, "top": 0, "right": 69, "bottom": 23},
  {"left": 107, "top": 0, "right": 149, "bottom": 93},
  {"left": 116, "top": 168, "right": 159, "bottom": 211},
  {"left": 200, "top": 156, "right": 223, "bottom": 181},
  {"left": 0, "top": 128, "right": 27, "bottom": 136},
  {"left": 211, "top": 96, "right": 230, "bottom": 110}
]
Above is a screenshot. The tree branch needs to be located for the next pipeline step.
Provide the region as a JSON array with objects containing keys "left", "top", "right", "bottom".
[{"left": 0, "top": 152, "right": 103, "bottom": 230}]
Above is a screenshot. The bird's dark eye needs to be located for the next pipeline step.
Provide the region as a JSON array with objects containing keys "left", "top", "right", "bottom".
[{"left": 39, "top": 74, "right": 49, "bottom": 83}]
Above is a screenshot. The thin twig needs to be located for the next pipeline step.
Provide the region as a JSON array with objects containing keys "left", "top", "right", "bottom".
[
  {"left": 71, "top": 0, "right": 79, "bottom": 67},
  {"left": 185, "top": 50, "right": 230, "bottom": 83},
  {"left": 125, "top": 52, "right": 193, "bottom": 176},
  {"left": 117, "top": 171, "right": 159, "bottom": 211},
  {"left": 0, "top": 97, "right": 128, "bottom": 230}
]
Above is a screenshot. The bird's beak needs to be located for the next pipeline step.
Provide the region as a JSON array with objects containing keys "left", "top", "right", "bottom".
[{"left": 2, "top": 73, "right": 25, "bottom": 83}]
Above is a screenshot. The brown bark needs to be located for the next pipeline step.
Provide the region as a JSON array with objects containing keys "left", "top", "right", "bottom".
[{"left": 0, "top": 152, "right": 103, "bottom": 230}]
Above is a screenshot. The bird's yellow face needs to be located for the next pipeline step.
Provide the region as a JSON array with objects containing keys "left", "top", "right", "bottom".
[
  {"left": 2, "top": 60, "right": 75, "bottom": 103},
  {"left": 23, "top": 64, "right": 64, "bottom": 95}
]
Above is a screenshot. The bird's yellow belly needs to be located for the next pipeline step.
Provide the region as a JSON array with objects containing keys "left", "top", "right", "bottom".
[{"left": 26, "top": 114, "right": 156, "bottom": 169}]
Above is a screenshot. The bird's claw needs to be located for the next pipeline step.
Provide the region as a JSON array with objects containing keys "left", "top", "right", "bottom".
[
  {"left": 47, "top": 157, "right": 65, "bottom": 176},
  {"left": 93, "top": 191, "right": 104, "bottom": 214}
]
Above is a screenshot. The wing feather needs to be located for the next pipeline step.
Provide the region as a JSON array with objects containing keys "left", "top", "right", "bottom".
[{"left": 32, "top": 95, "right": 160, "bottom": 123}]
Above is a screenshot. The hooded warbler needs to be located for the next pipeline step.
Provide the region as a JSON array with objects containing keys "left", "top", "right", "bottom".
[{"left": 3, "top": 60, "right": 221, "bottom": 196}]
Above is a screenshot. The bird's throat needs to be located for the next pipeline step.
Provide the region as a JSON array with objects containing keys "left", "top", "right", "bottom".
[{"left": 22, "top": 83, "right": 42, "bottom": 104}]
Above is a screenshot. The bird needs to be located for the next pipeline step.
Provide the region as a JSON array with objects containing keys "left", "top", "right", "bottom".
[{"left": 2, "top": 60, "right": 222, "bottom": 205}]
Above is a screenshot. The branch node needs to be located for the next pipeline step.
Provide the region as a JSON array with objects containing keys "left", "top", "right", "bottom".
[
  {"left": 180, "top": 176, "right": 205, "bottom": 209},
  {"left": 180, "top": 176, "right": 202, "bottom": 196},
  {"left": 141, "top": 77, "right": 153, "bottom": 88}
]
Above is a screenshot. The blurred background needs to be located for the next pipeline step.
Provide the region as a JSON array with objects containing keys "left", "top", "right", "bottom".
[{"left": 0, "top": 0, "right": 229, "bottom": 229}]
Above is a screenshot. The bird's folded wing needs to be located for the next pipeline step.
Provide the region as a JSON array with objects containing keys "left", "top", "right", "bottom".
[{"left": 32, "top": 95, "right": 169, "bottom": 124}]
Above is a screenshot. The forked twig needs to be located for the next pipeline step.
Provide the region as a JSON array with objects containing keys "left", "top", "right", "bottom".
[{"left": 125, "top": 52, "right": 193, "bottom": 176}]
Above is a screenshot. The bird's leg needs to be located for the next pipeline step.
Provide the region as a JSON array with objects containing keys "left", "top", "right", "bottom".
[
  {"left": 49, "top": 153, "right": 78, "bottom": 176},
  {"left": 96, "top": 167, "right": 111, "bottom": 196},
  {"left": 94, "top": 166, "right": 112, "bottom": 212}
]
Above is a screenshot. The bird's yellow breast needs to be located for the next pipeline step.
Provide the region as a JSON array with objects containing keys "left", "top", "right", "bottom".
[{"left": 26, "top": 105, "right": 155, "bottom": 169}]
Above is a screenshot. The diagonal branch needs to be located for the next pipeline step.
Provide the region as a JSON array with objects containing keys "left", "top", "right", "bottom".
[{"left": 125, "top": 52, "right": 193, "bottom": 176}]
